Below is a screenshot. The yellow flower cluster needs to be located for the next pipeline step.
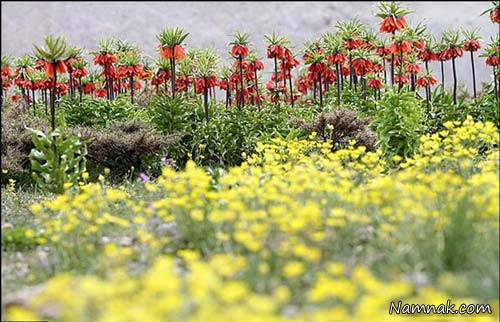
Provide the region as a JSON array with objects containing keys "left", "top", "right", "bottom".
[
  {"left": 10, "top": 117, "right": 499, "bottom": 321},
  {"left": 8, "top": 254, "right": 499, "bottom": 322}
]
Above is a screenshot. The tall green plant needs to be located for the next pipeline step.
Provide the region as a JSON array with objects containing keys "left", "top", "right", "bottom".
[
  {"left": 148, "top": 94, "right": 200, "bottom": 135},
  {"left": 373, "top": 90, "right": 424, "bottom": 159},
  {"left": 29, "top": 128, "right": 87, "bottom": 194}
]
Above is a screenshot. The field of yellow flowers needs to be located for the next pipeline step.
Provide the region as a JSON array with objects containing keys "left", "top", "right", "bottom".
[{"left": 2, "top": 116, "right": 498, "bottom": 321}]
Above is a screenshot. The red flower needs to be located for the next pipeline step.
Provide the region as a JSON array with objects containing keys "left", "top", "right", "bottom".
[
  {"left": 64, "top": 59, "right": 74, "bottom": 73},
  {"left": 119, "top": 65, "right": 143, "bottom": 78},
  {"left": 379, "top": 16, "right": 407, "bottom": 33},
  {"left": 296, "top": 77, "right": 308, "bottom": 95},
  {"left": 327, "top": 53, "right": 346, "bottom": 65},
  {"left": 72, "top": 68, "right": 88, "bottom": 78},
  {"left": 152, "top": 76, "right": 163, "bottom": 86},
  {"left": 247, "top": 59, "right": 265, "bottom": 73},
  {"left": 308, "top": 63, "right": 327, "bottom": 75},
  {"left": 254, "top": 60, "right": 265, "bottom": 70},
  {"left": 94, "top": 88, "right": 107, "bottom": 98},
  {"left": 443, "top": 47, "right": 463, "bottom": 59},
  {"left": 360, "top": 40, "right": 375, "bottom": 51},
  {"left": 341, "top": 64, "right": 350, "bottom": 77},
  {"left": 229, "top": 73, "right": 241, "bottom": 85},
  {"left": 1, "top": 66, "right": 11, "bottom": 77},
  {"left": 56, "top": 83, "right": 68, "bottom": 96},
  {"left": 139, "top": 70, "right": 151, "bottom": 80},
  {"left": 2, "top": 77, "right": 11, "bottom": 90},
  {"left": 209, "top": 76, "right": 218, "bottom": 88},
  {"left": 160, "top": 45, "right": 185, "bottom": 61},
  {"left": 344, "top": 39, "right": 363, "bottom": 51},
  {"left": 412, "top": 40, "right": 425, "bottom": 52},
  {"left": 406, "top": 64, "right": 421, "bottom": 75},
  {"left": 351, "top": 58, "right": 373, "bottom": 76},
  {"left": 390, "top": 41, "right": 412, "bottom": 55},
  {"left": 375, "top": 47, "right": 392, "bottom": 58},
  {"left": 416, "top": 75, "right": 438, "bottom": 88},
  {"left": 394, "top": 74, "right": 409, "bottom": 85},
  {"left": 34, "top": 59, "right": 46, "bottom": 71},
  {"left": 218, "top": 79, "right": 230, "bottom": 91},
  {"left": 235, "top": 60, "right": 249, "bottom": 71},
  {"left": 266, "top": 79, "right": 284, "bottom": 92},
  {"left": 430, "top": 52, "right": 440, "bottom": 61},
  {"left": 231, "top": 44, "right": 249, "bottom": 58},
  {"left": 438, "top": 51, "right": 450, "bottom": 62},
  {"left": 284, "top": 50, "right": 300, "bottom": 69},
  {"left": 463, "top": 40, "right": 481, "bottom": 52},
  {"left": 24, "top": 81, "right": 35, "bottom": 91},
  {"left": 486, "top": 56, "right": 500, "bottom": 67},
  {"left": 11, "top": 94, "right": 20, "bottom": 103},
  {"left": 428, "top": 75, "right": 438, "bottom": 86},
  {"left": 247, "top": 87, "right": 264, "bottom": 105},
  {"left": 372, "top": 63, "right": 384, "bottom": 73},
  {"left": 83, "top": 82, "right": 95, "bottom": 94},
  {"left": 267, "top": 45, "right": 284, "bottom": 59},
  {"left": 93, "top": 54, "right": 118, "bottom": 66},
  {"left": 491, "top": 8, "right": 500, "bottom": 23},
  {"left": 324, "top": 69, "right": 336, "bottom": 84},
  {"left": 45, "top": 61, "right": 68, "bottom": 78},
  {"left": 368, "top": 78, "right": 383, "bottom": 89},
  {"left": 14, "top": 78, "right": 26, "bottom": 88},
  {"left": 175, "top": 75, "right": 192, "bottom": 92},
  {"left": 418, "top": 50, "right": 435, "bottom": 62},
  {"left": 157, "top": 70, "right": 171, "bottom": 81},
  {"left": 120, "top": 81, "right": 128, "bottom": 91}
]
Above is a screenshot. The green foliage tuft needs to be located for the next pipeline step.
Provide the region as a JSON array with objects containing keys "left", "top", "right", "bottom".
[
  {"left": 373, "top": 90, "right": 424, "bottom": 159},
  {"left": 28, "top": 128, "right": 87, "bottom": 194}
]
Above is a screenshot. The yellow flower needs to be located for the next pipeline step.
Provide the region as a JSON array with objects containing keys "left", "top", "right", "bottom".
[
  {"left": 282, "top": 261, "right": 306, "bottom": 278},
  {"left": 25, "top": 229, "right": 35, "bottom": 239},
  {"left": 30, "top": 203, "right": 43, "bottom": 215},
  {"left": 191, "top": 209, "right": 204, "bottom": 222},
  {"left": 217, "top": 281, "right": 248, "bottom": 303},
  {"left": 392, "top": 155, "right": 403, "bottom": 163}
]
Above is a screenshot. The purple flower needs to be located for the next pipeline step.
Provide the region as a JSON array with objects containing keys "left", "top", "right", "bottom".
[
  {"left": 138, "top": 172, "right": 150, "bottom": 183},
  {"left": 161, "top": 156, "right": 176, "bottom": 168}
]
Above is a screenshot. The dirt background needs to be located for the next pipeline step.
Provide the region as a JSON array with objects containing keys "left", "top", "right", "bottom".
[{"left": 1, "top": 1, "right": 497, "bottom": 91}]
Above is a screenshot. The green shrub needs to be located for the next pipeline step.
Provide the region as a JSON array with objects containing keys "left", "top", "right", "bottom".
[
  {"left": 28, "top": 128, "right": 88, "bottom": 194},
  {"left": 60, "top": 95, "right": 143, "bottom": 127},
  {"left": 1, "top": 227, "right": 41, "bottom": 251},
  {"left": 469, "top": 85, "right": 500, "bottom": 128},
  {"left": 148, "top": 95, "right": 304, "bottom": 167},
  {"left": 425, "top": 85, "right": 499, "bottom": 133},
  {"left": 148, "top": 94, "right": 202, "bottom": 135},
  {"left": 373, "top": 90, "right": 424, "bottom": 159},
  {"left": 181, "top": 104, "right": 305, "bottom": 167},
  {"left": 188, "top": 108, "right": 260, "bottom": 166},
  {"left": 425, "top": 86, "right": 470, "bottom": 133},
  {"left": 326, "top": 87, "right": 378, "bottom": 117}
]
